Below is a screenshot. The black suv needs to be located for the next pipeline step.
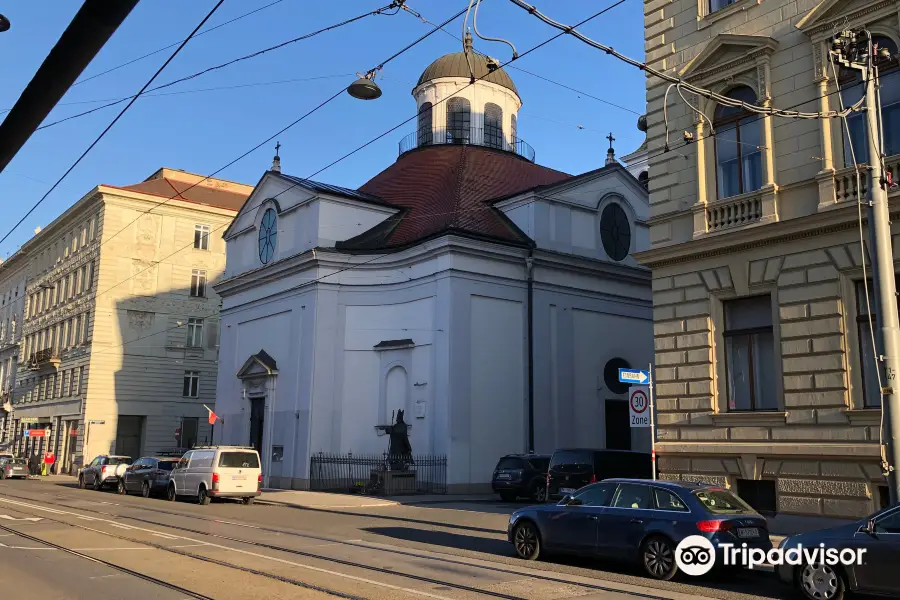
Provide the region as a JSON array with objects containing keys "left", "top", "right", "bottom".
[
  {"left": 546, "top": 448, "right": 652, "bottom": 501},
  {"left": 492, "top": 454, "right": 550, "bottom": 502}
]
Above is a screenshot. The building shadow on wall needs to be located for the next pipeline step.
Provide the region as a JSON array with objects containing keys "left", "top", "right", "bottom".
[{"left": 110, "top": 275, "right": 219, "bottom": 461}]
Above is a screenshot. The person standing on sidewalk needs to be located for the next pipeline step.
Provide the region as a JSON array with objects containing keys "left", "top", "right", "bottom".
[
  {"left": 28, "top": 451, "right": 40, "bottom": 479},
  {"left": 43, "top": 451, "right": 54, "bottom": 476}
]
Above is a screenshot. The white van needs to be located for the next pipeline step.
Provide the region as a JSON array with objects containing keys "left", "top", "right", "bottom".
[{"left": 166, "top": 446, "right": 262, "bottom": 505}]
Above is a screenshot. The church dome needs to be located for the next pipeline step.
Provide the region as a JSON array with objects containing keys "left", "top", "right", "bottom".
[{"left": 416, "top": 51, "right": 518, "bottom": 96}]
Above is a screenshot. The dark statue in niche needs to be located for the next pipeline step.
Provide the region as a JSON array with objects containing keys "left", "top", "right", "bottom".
[{"left": 387, "top": 410, "right": 412, "bottom": 469}]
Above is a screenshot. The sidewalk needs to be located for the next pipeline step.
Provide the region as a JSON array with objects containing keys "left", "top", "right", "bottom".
[{"left": 257, "top": 489, "right": 496, "bottom": 509}]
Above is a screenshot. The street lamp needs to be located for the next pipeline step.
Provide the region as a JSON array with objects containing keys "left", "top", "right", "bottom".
[
  {"left": 347, "top": 70, "right": 382, "bottom": 100},
  {"left": 0, "top": 15, "right": 9, "bottom": 33}
]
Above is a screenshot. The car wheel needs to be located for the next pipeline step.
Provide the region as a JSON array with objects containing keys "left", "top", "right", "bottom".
[
  {"left": 117, "top": 479, "right": 126, "bottom": 495},
  {"left": 166, "top": 484, "right": 177, "bottom": 502},
  {"left": 78, "top": 475, "right": 85, "bottom": 489},
  {"left": 197, "top": 486, "right": 210, "bottom": 506},
  {"left": 531, "top": 485, "right": 547, "bottom": 503},
  {"left": 512, "top": 521, "right": 541, "bottom": 560},
  {"left": 641, "top": 536, "right": 677, "bottom": 580},
  {"left": 141, "top": 481, "right": 151, "bottom": 498},
  {"left": 93, "top": 476, "right": 102, "bottom": 491},
  {"left": 796, "top": 563, "right": 845, "bottom": 600},
  {"left": 242, "top": 497, "right": 254, "bottom": 506},
  {"left": 500, "top": 491, "right": 517, "bottom": 502}
]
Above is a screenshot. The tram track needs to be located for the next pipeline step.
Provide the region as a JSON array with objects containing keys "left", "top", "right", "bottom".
[
  {"left": 0, "top": 487, "right": 675, "bottom": 600},
  {"left": 0, "top": 485, "right": 675, "bottom": 600}
]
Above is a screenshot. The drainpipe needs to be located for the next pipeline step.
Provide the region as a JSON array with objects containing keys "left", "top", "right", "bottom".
[{"left": 525, "top": 250, "right": 535, "bottom": 453}]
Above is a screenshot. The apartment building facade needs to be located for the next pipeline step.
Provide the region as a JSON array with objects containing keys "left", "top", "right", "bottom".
[
  {"left": 0, "top": 251, "right": 27, "bottom": 448},
  {"left": 635, "top": 0, "right": 900, "bottom": 520},
  {"left": 9, "top": 168, "right": 250, "bottom": 471}
]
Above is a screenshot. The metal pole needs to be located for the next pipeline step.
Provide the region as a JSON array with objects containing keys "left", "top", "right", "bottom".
[
  {"left": 864, "top": 53, "right": 900, "bottom": 504},
  {"left": 648, "top": 362, "right": 656, "bottom": 481}
]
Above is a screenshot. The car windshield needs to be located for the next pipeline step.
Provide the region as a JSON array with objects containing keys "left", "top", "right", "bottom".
[
  {"left": 107, "top": 457, "right": 131, "bottom": 466},
  {"left": 694, "top": 488, "right": 755, "bottom": 514},
  {"left": 218, "top": 452, "right": 259, "bottom": 468},
  {"left": 529, "top": 457, "right": 550, "bottom": 471},
  {"left": 156, "top": 460, "right": 177, "bottom": 471},
  {"left": 496, "top": 458, "right": 522, "bottom": 470},
  {"left": 550, "top": 451, "right": 592, "bottom": 471},
  {"left": 11, "top": 458, "right": 25, "bottom": 465}
]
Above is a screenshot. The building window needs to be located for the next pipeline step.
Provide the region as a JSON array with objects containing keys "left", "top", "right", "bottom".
[
  {"left": 49, "top": 374, "right": 56, "bottom": 399},
  {"left": 73, "top": 316, "right": 81, "bottom": 346},
  {"left": 856, "top": 279, "right": 897, "bottom": 408},
  {"left": 88, "top": 261, "right": 95, "bottom": 290},
  {"left": 258, "top": 209, "right": 277, "bottom": 265},
  {"left": 79, "top": 265, "right": 87, "bottom": 294},
  {"left": 61, "top": 370, "right": 68, "bottom": 396},
  {"left": 709, "top": 0, "right": 740, "bottom": 12},
  {"left": 417, "top": 102, "right": 433, "bottom": 146},
  {"left": 510, "top": 113, "right": 517, "bottom": 143},
  {"left": 723, "top": 295, "right": 776, "bottom": 411},
  {"left": 841, "top": 36, "right": 900, "bottom": 166},
  {"left": 714, "top": 86, "right": 762, "bottom": 199},
  {"left": 735, "top": 479, "right": 777, "bottom": 514},
  {"left": 183, "top": 371, "right": 200, "bottom": 398},
  {"left": 78, "top": 366, "right": 85, "bottom": 394},
  {"left": 190, "top": 269, "right": 207, "bottom": 298},
  {"left": 194, "top": 224, "right": 210, "bottom": 250},
  {"left": 446, "top": 97, "right": 471, "bottom": 144},
  {"left": 187, "top": 318, "right": 204, "bottom": 347},
  {"left": 484, "top": 102, "right": 504, "bottom": 149},
  {"left": 600, "top": 203, "right": 631, "bottom": 262}
]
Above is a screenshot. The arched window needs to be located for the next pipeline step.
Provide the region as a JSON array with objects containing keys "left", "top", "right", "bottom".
[
  {"left": 446, "top": 97, "right": 471, "bottom": 144},
  {"left": 484, "top": 102, "right": 504, "bottom": 149},
  {"left": 417, "top": 102, "right": 433, "bottom": 147},
  {"left": 638, "top": 171, "right": 649, "bottom": 190},
  {"left": 510, "top": 113, "right": 517, "bottom": 142},
  {"left": 714, "top": 85, "right": 762, "bottom": 199},
  {"left": 840, "top": 35, "right": 900, "bottom": 166}
]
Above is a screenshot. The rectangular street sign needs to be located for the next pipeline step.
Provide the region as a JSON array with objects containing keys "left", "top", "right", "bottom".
[
  {"left": 19, "top": 417, "right": 39, "bottom": 424},
  {"left": 629, "top": 386, "right": 651, "bottom": 428},
  {"left": 25, "top": 429, "right": 46, "bottom": 438},
  {"left": 619, "top": 368, "right": 650, "bottom": 385}
]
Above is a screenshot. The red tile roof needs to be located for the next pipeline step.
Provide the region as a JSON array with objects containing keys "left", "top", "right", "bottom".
[
  {"left": 350, "top": 145, "right": 570, "bottom": 248},
  {"left": 111, "top": 177, "right": 249, "bottom": 212}
]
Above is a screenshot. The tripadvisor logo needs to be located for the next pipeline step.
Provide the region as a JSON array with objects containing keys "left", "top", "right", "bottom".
[{"left": 675, "top": 536, "right": 867, "bottom": 576}]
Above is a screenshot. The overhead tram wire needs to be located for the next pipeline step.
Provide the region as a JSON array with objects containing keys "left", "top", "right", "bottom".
[
  {"left": 71, "top": 0, "right": 287, "bottom": 88},
  {"left": 35, "top": 1, "right": 410, "bottom": 132},
  {"left": 0, "top": 0, "right": 228, "bottom": 248},
  {"left": 76, "top": 1, "right": 630, "bottom": 357}
]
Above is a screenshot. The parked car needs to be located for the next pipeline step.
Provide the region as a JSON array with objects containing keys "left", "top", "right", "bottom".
[
  {"left": 78, "top": 455, "right": 132, "bottom": 491},
  {"left": 0, "top": 457, "right": 27, "bottom": 479},
  {"left": 777, "top": 503, "right": 900, "bottom": 600},
  {"left": 167, "top": 446, "right": 261, "bottom": 506},
  {"left": 492, "top": 454, "right": 550, "bottom": 502},
  {"left": 508, "top": 478, "right": 771, "bottom": 580},
  {"left": 546, "top": 448, "right": 652, "bottom": 501},
  {"left": 118, "top": 456, "right": 179, "bottom": 497}
]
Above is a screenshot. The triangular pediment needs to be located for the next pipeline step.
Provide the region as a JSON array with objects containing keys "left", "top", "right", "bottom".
[
  {"left": 237, "top": 349, "right": 278, "bottom": 378},
  {"left": 679, "top": 34, "right": 778, "bottom": 81},
  {"left": 797, "top": 0, "right": 898, "bottom": 36}
]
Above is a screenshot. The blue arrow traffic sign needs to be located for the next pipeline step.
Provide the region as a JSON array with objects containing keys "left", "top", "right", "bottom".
[{"left": 618, "top": 368, "right": 650, "bottom": 385}]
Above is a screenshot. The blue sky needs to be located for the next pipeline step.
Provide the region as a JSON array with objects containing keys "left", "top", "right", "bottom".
[{"left": 0, "top": 0, "right": 645, "bottom": 258}]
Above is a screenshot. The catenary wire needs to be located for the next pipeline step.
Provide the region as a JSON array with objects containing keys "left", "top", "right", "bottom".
[
  {"left": 34, "top": 1, "right": 408, "bottom": 132},
  {"left": 20, "top": 2, "right": 629, "bottom": 360},
  {"left": 0, "top": 1, "right": 228, "bottom": 249}
]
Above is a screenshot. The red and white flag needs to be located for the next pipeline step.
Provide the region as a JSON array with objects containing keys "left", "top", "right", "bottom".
[{"left": 203, "top": 405, "right": 219, "bottom": 425}]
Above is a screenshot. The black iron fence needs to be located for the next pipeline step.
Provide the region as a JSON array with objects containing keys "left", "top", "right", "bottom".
[
  {"left": 398, "top": 126, "right": 536, "bottom": 163},
  {"left": 309, "top": 452, "right": 447, "bottom": 496}
]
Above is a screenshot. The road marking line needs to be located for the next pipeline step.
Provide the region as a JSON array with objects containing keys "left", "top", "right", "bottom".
[
  {"left": 153, "top": 533, "right": 178, "bottom": 540},
  {"left": 169, "top": 543, "right": 207, "bottom": 548},
  {"left": 0, "top": 494, "right": 455, "bottom": 600},
  {"left": 214, "top": 519, "right": 260, "bottom": 529},
  {"left": 74, "top": 547, "right": 154, "bottom": 551},
  {"left": 0, "top": 515, "right": 42, "bottom": 522},
  {"left": 109, "top": 523, "right": 135, "bottom": 530}
]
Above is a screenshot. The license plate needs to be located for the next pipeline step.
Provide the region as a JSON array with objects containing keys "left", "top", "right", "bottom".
[
  {"left": 737, "top": 527, "right": 760, "bottom": 538},
  {"left": 232, "top": 475, "right": 246, "bottom": 481},
  {"left": 497, "top": 474, "right": 510, "bottom": 480},
  {"left": 560, "top": 487, "right": 575, "bottom": 494}
]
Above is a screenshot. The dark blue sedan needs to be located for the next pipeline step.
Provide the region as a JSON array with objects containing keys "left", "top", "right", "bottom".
[{"left": 507, "top": 478, "right": 772, "bottom": 580}]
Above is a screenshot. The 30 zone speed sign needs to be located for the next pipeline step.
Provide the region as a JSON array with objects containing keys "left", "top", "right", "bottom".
[{"left": 629, "top": 386, "right": 650, "bottom": 428}]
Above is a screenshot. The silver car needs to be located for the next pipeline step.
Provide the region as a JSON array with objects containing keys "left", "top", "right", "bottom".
[
  {"left": 0, "top": 457, "right": 27, "bottom": 479},
  {"left": 78, "top": 455, "right": 131, "bottom": 491}
]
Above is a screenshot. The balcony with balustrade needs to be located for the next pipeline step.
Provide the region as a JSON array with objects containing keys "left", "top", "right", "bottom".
[
  {"left": 29, "top": 347, "right": 60, "bottom": 371},
  {"left": 398, "top": 126, "right": 536, "bottom": 163}
]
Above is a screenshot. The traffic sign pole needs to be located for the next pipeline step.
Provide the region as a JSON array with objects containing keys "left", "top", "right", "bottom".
[{"left": 648, "top": 362, "right": 656, "bottom": 480}]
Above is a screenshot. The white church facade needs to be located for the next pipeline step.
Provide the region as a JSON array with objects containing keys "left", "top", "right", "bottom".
[{"left": 213, "top": 39, "right": 654, "bottom": 491}]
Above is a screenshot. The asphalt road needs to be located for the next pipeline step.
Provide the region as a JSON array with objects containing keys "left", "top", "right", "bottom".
[{"left": 0, "top": 479, "right": 793, "bottom": 600}]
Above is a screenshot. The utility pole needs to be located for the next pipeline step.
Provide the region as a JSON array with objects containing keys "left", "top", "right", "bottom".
[{"left": 832, "top": 30, "right": 900, "bottom": 503}]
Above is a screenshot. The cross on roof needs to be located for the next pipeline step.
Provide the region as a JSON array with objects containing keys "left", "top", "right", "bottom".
[
  {"left": 606, "top": 132, "right": 615, "bottom": 149},
  {"left": 275, "top": 141, "right": 281, "bottom": 157}
]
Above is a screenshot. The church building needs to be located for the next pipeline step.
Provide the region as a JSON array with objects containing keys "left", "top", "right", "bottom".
[{"left": 213, "top": 38, "right": 654, "bottom": 491}]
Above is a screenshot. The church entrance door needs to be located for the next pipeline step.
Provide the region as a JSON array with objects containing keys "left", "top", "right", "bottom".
[
  {"left": 249, "top": 397, "right": 265, "bottom": 452},
  {"left": 604, "top": 399, "right": 631, "bottom": 450}
]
